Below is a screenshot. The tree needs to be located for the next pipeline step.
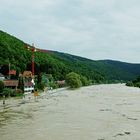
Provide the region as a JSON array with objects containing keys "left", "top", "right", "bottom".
[
  {"left": 80, "top": 75, "right": 90, "bottom": 86},
  {"left": 66, "top": 72, "right": 82, "bottom": 88},
  {"left": 0, "top": 80, "right": 4, "bottom": 93},
  {"left": 126, "top": 81, "right": 134, "bottom": 87}
]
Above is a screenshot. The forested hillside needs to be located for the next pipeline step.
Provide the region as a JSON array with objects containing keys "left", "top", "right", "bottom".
[
  {"left": 0, "top": 30, "right": 104, "bottom": 82},
  {"left": 52, "top": 52, "right": 140, "bottom": 81},
  {"left": 0, "top": 30, "right": 140, "bottom": 82}
]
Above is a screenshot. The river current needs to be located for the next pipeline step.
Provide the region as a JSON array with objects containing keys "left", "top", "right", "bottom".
[{"left": 0, "top": 84, "right": 140, "bottom": 140}]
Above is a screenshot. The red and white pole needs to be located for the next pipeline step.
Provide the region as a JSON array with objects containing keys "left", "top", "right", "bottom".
[{"left": 32, "top": 44, "right": 35, "bottom": 76}]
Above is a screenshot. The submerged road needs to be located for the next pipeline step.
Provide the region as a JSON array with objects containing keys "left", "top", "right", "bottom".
[{"left": 0, "top": 84, "right": 140, "bottom": 140}]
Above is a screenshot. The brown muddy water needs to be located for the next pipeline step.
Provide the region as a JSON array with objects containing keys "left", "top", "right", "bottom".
[{"left": 0, "top": 84, "right": 140, "bottom": 140}]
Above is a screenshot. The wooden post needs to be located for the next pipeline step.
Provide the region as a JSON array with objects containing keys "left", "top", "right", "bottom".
[{"left": 3, "top": 95, "right": 5, "bottom": 105}]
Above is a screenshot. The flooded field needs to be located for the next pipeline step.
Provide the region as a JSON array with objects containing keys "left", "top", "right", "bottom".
[{"left": 0, "top": 84, "right": 140, "bottom": 140}]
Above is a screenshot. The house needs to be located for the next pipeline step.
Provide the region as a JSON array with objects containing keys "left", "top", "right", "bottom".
[
  {"left": 24, "top": 79, "right": 34, "bottom": 93},
  {"left": 20, "top": 71, "right": 35, "bottom": 93},
  {"left": 3, "top": 80, "right": 19, "bottom": 89},
  {"left": 56, "top": 80, "right": 66, "bottom": 87}
]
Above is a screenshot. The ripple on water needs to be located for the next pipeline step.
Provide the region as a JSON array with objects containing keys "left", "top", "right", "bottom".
[{"left": 0, "top": 109, "right": 33, "bottom": 128}]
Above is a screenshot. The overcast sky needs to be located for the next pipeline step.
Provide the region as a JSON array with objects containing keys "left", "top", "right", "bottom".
[{"left": 1, "top": 0, "right": 140, "bottom": 63}]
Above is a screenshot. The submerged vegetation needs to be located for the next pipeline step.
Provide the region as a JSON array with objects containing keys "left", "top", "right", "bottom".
[{"left": 126, "top": 76, "right": 140, "bottom": 88}]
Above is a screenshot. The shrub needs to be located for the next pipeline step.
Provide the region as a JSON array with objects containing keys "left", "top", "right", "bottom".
[
  {"left": 126, "top": 81, "right": 134, "bottom": 87},
  {"left": 66, "top": 72, "right": 82, "bottom": 88},
  {"left": 1, "top": 88, "right": 23, "bottom": 97},
  {"left": 2, "top": 88, "right": 16, "bottom": 97},
  {"left": 15, "top": 89, "right": 24, "bottom": 97},
  {"left": 134, "top": 82, "right": 140, "bottom": 88},
  {"left": 80, "top": 75, "right": 90, "bottom": 86},
  {"left": 37, "top": 82, "right": 46, "bottom": 90},
  {"left": 52, "top": 83, "right": 59, "bottom": 89},
  {"left": 49, "top": 81, "right": 58, "bottom": 89}
]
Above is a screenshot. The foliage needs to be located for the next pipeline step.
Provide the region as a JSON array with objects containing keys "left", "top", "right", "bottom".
[
  {"left": 66, "top": 72, "right": 82, "bottom": 88},
  {"left": 52, "top": 83, "right": 59, "bottom": 89},
  {"left": 1, "top": 30, "right": 140, "bottom": 84},
  {"left": 80, "top": 75, "right": 90, "bottom": 86},
  {"left": 49, "top": 81, "right": 58, "bottom": 89},
  {"left": 0, "top": 80, "right": 4, "bottom": 93},
  {"left": 134, "top": 82, "right": 140, "bottom": 88},
  {"left": 126, "top": 76, "right": 140, "bottom": 88},
  {"left": 1, "top": 88, "right": 16, "bottom": 97},
  {"left": 18, "top": 76, "right": 24, "bottom": 91},
  {"left": 0, "top": 88, "right": 24, "bottom": 97},
  {"left": 53, "top": 52, "right": 140, "bottom": 81},
  {"left": 37, "top": 82, "right": 46, "bottom": 90},
  {"left": 15, "top": 89, "right": 24, "bottom": 97},
  {"left": 126, "top": 81, "right": 134, "bottom": 87}
]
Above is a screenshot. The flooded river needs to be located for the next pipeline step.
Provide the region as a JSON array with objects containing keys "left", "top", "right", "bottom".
[{"left": 0, "top": 84, "right": 140, "bottom": 140}]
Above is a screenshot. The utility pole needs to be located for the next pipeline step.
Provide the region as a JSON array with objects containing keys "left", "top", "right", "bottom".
[
  {"left": 32, "top": 43, "right": 35, "bottom": 76},
  {"left": 9, "top": 62, "right": 10, "bottom": 79}
]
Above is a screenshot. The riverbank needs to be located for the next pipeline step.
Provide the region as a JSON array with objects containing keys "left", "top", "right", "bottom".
[
  {"left": 0, "top": 84, "right": 140, "bottom": 140},
  {"left": 0, "top": 87, "right": 67, "bottom": 111}
]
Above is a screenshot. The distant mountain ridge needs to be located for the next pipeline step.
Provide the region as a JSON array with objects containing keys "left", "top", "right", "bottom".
[
  {"left": 52, "top": 51, "right": 140, "bottom": 81},
  {"left": 0, "top": 30, "right": 140, "bottom": 82}
]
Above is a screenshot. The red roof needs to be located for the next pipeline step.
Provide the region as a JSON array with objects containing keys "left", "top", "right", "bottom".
[
  {"left": 24, "top": 81, "right": 34, "bottom": 87},
  {"left": 8, "top": 70, "right": 16, "bottom": 75}
]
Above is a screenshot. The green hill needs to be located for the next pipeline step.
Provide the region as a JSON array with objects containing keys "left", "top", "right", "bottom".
[
  {"left": 52, "top": 51, "right": 140, "bottom": 81},
  {"left": 0, "top": 30, "right": 140, "bottom": 82}
]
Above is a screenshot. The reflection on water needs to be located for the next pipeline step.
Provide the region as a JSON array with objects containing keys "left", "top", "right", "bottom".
[{"left": 0, "top": 84, "right": 140, "bottom": 140}]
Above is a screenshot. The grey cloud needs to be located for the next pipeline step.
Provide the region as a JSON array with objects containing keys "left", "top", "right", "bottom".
[{"left": 0, "top": 0, "right": 140, "bottom": 63}]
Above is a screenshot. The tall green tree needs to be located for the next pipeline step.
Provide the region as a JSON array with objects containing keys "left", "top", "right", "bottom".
[{"left": 66, "top": 72, "right": 82, "bottom": 88}]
